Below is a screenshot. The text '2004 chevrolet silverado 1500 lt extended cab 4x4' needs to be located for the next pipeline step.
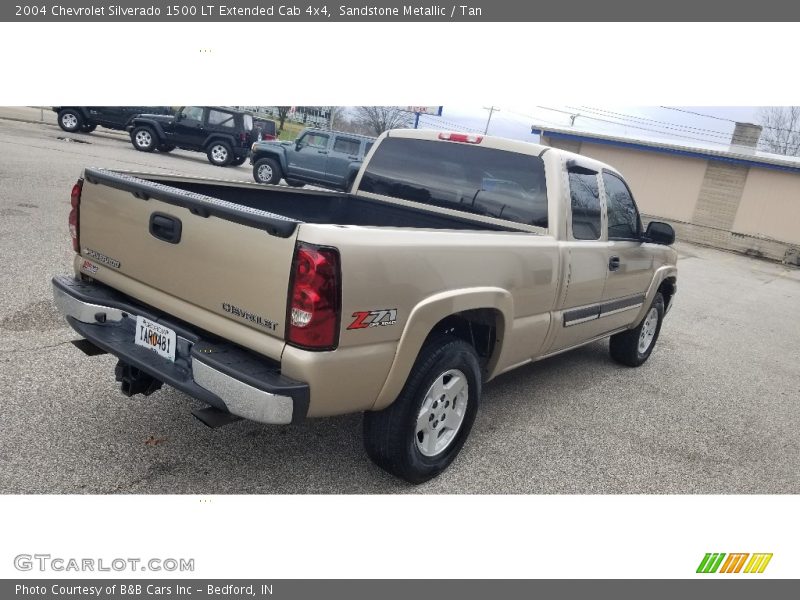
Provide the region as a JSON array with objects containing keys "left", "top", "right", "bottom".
[{"left": 53, "top": 129, "right": 678, "bottom": 483}]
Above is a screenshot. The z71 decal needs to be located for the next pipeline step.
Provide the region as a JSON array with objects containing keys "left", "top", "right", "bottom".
[{"left": 347, "top": 309, "right": 398, "bottom": 330}]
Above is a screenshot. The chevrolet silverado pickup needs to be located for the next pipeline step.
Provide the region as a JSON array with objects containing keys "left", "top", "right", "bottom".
[{"left": 53, "top": 129, "right": 678, "bottom": 483}]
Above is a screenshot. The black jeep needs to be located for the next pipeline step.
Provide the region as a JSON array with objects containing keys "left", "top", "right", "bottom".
[
  {"left": 128, "top": 106, "right": 255, "bottom": 166},
  {"left": 53, "top": 106, "right": 172, "bottom": 134}
]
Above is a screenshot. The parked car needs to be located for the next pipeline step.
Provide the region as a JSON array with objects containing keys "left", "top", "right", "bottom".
[
  {"left": 52, "top": 129, "right": 677, "bottom": 483},
  {"left": 53, "top": 106, "right": 172, "bottom": 134},
  {"left": 128, "top": 106, "right": 255, "bottom": 166},
  {"left": 253, "top": 117, "right": 278, "bottom": 141},
  {"left": 251, "top": 128, "right": 375, "bottom": 190}
]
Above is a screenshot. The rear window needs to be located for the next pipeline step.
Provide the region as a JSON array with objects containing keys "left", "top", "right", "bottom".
[
  {"left": 243, "top": 114, "right": 253, "bottom": 131},
  {"left": 359, "top": 137, "right": 548, "bottom": 228},
  {"left": 259, "top": 119, "right": 276, "bottom": 136}
]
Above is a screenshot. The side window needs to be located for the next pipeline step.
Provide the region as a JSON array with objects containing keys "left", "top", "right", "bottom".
[
  {"left": 208, "top": 110, "right": 235, "bottom": 128},
  {"left": 182, "top": 106, "right": 204, "bottom": 121},
  {"left": 568, "top": 167, "right": 601, "bottom": 240},
  {"left": 333, "top": 137, "right": 361, "bottom": 155},
  {"left": 303, "top": 132, "right": 329, "bottom": 149},
  {"left": 603, "top": 172, "right": 641, "bottom": 240},
  {"left": 364, "top": 141, "right": 374, "bottom": 157}
]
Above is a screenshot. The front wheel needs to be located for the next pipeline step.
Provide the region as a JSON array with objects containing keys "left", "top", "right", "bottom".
[
  {"left": 58, "top": 109, "right": 83, "bottom": 133},
  {"left": 207, "top": 141, "right": 233, "bottom": 166},
  {"left": 609, "top": 292, "right": 665, "bottom": 367},
  {"left": 363, "top": 336, "right": 481, "bottom": 484},
  {"left": 253, "top": 157, "right": 282, "bottom": 184},
  {"left": 130, "top": 126, "right": 157, "bottom": 152}
]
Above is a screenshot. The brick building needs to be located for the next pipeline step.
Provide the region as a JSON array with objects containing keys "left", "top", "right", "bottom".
[{"left": 533, "top": 123, "right": 800, "bottom": 264}]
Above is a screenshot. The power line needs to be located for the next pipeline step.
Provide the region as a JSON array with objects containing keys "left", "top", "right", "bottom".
[
  {"left": 660, "top": 105, "right": 800, "bottom": 136},
  {"left": 570, "top": 106, "right": 735, "bottom": 140}
]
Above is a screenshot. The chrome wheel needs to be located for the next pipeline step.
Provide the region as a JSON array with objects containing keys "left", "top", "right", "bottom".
[
  {"left": 415, "top": 369, "right": 468, "bottom": 457},
  {"left": 135, "top": 130, "right": 152, "bottom": 148},
  {"left": 210, "top": 144, "right": 228, "bottom": 163},
  {"left": 61, "top": 113, "right": 78, "bottom": 129},
  {"left": 257, "top": 163, "right": 273, "bottom": 182},
  {"left": 638, "top": 307, "right": 659, "bottom": 354}
]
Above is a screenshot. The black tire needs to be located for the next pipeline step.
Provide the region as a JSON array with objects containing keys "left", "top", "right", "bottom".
[
  {"left": 610, "top": 292, "right": 665, "bottom": 367},
  {"left": 57, "top": 109, "right": 83, "bottom": 133},
  {"left": 79, "top": 124, "right": 97, "bottom": 133},
  {"left": 363, "top": 336, "right": 481, "bottom": 484},
  {"left": 130, "top": 126, "right": 157, "bottom": 152},
  {"left": 207, "top": 141, "right": 233, "bottom": 166},
  {"left": 253, "top": 157, "right": 282, "bottom": 184},
  {"left": 230, "top": 156, "right": 247, "bottom": 166},
  {"left": 286, "top": 179, "right": 305, "bottom": 188},
  {"left": 157, "top": 144, "right": 176, "bottom": 153}
]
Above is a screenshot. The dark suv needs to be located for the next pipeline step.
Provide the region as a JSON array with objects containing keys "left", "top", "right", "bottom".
[
  {"left": 128, "top": 106, "right": 255, "bottom": 166},
  {"left": 53, "top": 106, "right": 172, "bottom": 134}
]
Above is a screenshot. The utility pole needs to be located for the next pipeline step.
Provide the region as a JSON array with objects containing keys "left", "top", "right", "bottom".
[
  {"left": 328, "top": 106, "right": 335, "bottom": 130},
  {"left": 483, "top": 105, "right": 500, "bottom": 134}
]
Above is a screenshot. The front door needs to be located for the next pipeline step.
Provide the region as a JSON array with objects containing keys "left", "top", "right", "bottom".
[
  {"left": 599, "top": 171, "right": 654, "bottom": 330},
  {"left": 288, "top": 131, "right": 330, "bottom": 180},
  {"left": 169, "top": 106, "right": 206, "bottom": 146}
]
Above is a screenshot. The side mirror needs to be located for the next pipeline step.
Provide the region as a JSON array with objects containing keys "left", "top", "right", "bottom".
[
  {"left": 176, "top": 113, "right": 185, "bottom": 121},
  {"left": 644, "top": 221, "right": 675, "bottom": 245},
  {"left": 295, "top": 139, "right": 304, "bottom": 151}
]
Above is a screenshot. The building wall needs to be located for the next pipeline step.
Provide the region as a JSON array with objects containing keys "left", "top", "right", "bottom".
[
  {"left": 543, "top": 135, "right": 800, "bottom": 263},
  {"left": 734, "top": 167, "right": 800, "bottom": 245}
]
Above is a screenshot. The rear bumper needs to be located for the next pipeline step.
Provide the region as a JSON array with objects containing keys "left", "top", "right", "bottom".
[{"left": 52, "top": 275, "right": 309, "bottom": 425}]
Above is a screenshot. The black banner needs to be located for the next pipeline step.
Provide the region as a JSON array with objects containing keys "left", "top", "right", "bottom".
[
  {"left": 4, "top": 0, "right": 800, "bottom": 21},
  {"left": 4, "top": 580, "right": 800, "bottom": 600}
]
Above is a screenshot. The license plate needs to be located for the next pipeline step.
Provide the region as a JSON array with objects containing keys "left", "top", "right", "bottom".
[{"left": 134, "top": 316, "right": 176, "bottom": 362}]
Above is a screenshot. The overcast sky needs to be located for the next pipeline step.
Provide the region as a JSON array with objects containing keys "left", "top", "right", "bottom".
[{"left": 412, "top": 105, "right": 764, "bottom": 152}]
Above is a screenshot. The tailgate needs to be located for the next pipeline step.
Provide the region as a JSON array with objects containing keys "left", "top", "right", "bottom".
[{"left": 78, "top": 169, "right": 298, "bottom": 348}]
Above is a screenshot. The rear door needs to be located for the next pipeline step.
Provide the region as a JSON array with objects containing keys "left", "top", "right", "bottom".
[
  {"left": 547, "top": 166, "right": 611, "bottom": 353},
  {"left": 325, "top": 135, "right": 362, "bottom": 187},
  {"left": 288, "top": 131, "right": 330, "bottom": 180},
  {"left": 78, "top": 172, "right": 298, "bottom": 345}
]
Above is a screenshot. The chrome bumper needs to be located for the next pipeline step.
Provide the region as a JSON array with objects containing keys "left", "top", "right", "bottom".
[{"left": 53, "top": 278, "right": 303, "bottom": 425}]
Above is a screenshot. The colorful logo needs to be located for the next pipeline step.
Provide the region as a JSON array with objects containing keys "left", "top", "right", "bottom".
[{"left": 696, "top": 553, "right": 773, "bottom": 574}]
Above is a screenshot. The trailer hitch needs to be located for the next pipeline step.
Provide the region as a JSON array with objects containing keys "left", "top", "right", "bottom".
[{"left": 114, "top": 360, "right": 163, "bottom": 397}]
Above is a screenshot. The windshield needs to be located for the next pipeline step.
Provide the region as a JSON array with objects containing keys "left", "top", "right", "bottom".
[{"left": 359, "top": 137, "right": 548, "bottom": 228}]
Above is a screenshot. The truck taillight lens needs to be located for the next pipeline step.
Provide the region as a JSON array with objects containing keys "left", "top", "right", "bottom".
[
  {"left": 69, "top": 178, "right": 83, "bottom": 252},
  {"left": 286, "top": 243, "right": 341, "bottom": 350}
]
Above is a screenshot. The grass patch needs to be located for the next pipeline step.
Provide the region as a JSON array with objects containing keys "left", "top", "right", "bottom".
[{"left": 278, "top": 120, "right": 305, "bottom": 141}]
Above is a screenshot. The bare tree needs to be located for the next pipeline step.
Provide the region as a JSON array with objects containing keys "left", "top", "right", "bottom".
[
  {"left": 276, "top": 106, "right": 290, "bottom": 132},
  {"left": 354, "top": 106, "right": 413, "bottom": 136},
  {"left": 758, "top": 106, "right": 800, "bottom": 156}
]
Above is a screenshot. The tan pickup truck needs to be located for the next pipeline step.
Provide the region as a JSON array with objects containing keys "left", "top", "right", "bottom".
[{"left": 53, "top": 129, "right": 677, "bottom": 483}]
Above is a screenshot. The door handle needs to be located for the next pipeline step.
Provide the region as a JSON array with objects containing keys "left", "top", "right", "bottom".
[
  {"left": 317, "top": 150, "right": 328, "bottom": 154},
  {"left": 149, "top": 212, "right": 182, "bottom": 244},
  {"left": 608, "top": 256, "right": 621, "bottom": 271},
  {"left": 347, "top": 155, "right": 358, "bottom": 160}
]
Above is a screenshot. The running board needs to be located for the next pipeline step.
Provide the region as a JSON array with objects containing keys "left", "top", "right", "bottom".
[{"left": 192, "top": 406, "right": 242, "bottom": 428}]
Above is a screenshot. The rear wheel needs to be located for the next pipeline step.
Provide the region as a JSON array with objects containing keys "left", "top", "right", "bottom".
[
  {"left": 363, "top": 336, "right": 481, "bottom": 484},
  {"left": 207, "top": 141, "right": 233, "bottom": 166},
  {"left": 610, "top": 293, "right": 665, "bottom": 367},
  {"left": 253, "top": 157, "right": 282, "bottom": 184},
  {"left": 130, "top": 126, "right": 157, "bottom": 152},
  {"left": 58, "top": 109, "right": 83, "bottom": 133}
]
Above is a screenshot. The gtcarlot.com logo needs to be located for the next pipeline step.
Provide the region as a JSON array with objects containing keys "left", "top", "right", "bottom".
[
  {"left": 696, "top": 553, "right": 773, "bottom": 574},
  {"left": 14, "top": 554, "right": 195, "bottom": 572}
]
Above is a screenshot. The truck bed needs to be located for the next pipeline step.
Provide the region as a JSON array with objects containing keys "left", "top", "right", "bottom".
[{"left": 144, "top": 174, "right": 514, "bottom": 232}]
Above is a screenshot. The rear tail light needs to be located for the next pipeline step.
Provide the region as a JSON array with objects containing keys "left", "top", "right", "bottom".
[
  {"left": 69, "top": 178, "right": 83, "bottom": 252},
  {"left": 286, "top": 243, "right": 341, "bottom": 350},
  {"left": 438, "top": 132, "right": 483, "bottom": 144}
]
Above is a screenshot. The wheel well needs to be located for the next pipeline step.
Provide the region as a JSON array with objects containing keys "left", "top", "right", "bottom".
[
  {"left": 658, "top": 277, "right": 677, "bottom": 311},
  {"left": 205, "top": 137, "right": 234, "bottom": 149},
  {"left": 424, "top": 309, "right": 502, "bottom": 375}
]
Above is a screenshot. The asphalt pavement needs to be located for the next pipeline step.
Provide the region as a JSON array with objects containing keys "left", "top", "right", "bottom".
[{"left": 0, "top": 114, "right": 798, "bottom": 494}]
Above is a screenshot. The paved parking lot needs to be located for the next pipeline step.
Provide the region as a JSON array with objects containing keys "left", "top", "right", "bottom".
[{"left": 0, "top": 114, "right": 798, "bottom": 494}]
